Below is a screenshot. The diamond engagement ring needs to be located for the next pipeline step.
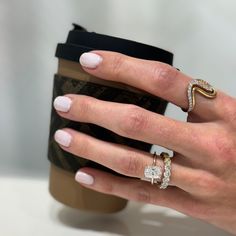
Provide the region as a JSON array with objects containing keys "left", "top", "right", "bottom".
[
  {"left": 183, "top": 79, "right": 217, "bottom": 112},
  {"left": 159, "top": 152, "right": 172, "bottom": 189},
  {"left": 143, "top": 152, "right": 162, "bottom": 184}
]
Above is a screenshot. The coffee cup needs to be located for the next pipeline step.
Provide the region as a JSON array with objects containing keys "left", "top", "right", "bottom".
[{"left": 47, "top": 24, "right": 173, "bottom": 213}]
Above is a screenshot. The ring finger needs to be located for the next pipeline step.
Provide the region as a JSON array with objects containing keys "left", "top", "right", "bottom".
[{"left": 54, "top": 127, "right": 212, "bottom": 195}]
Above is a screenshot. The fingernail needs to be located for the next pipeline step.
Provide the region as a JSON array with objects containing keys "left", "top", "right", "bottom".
[
  {"left": 79, "top": 52, "right": 103, "bottom": 69},
  {"left": 75, "top": 171, "right": 94, "bottom": 185},
  {"left": 53, "top": 96, "right": 72, "bottom": 112},
  {"left": 54, "top": 130, "right": 72, "bottom": 147}
]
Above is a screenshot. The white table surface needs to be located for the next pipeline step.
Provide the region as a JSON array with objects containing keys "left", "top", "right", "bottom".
[{"left": 0, "top": 175, "right": 230, "bottom": 236}]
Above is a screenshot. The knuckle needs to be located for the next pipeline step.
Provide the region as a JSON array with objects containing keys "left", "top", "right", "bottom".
[
  {"left": 134, "top": 184, "right": 151, "bottom": 203},
  {"left": 219, "top": 95, "right": 236, "bottom": 128},
  {"left": 111, "top": 53, "right": 125, "bottom": 78},
  {"left": 76, "top": 96, "right": 95, "bottom": 119},
  {"left": 119, "top": 105, "right": 148, "bottom": 137},
  {"left": 213, "top": 134, "right": 235, "bottom": 160},
  {"left": 101, "top": 181, "right": 114, "bottom": 194},
  {"left": 151, "top": 63, "right": 178, "bottom": 94},
  {"left": 120, "top": 151, "right": 143, "bottom": 176},
  {"left": 185, "top": 202, "right": 213, "bottom": 220},
  {"left": 226, "top": 109, "right": 236, "bottom": 128},
  {"left": 73, "top": 134, "right": 91, "bottom": 157},
  {"left": 194, "top": 172, "right": 221, "bottom": 197}
]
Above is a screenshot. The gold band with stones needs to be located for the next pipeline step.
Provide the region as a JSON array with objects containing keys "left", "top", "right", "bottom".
[
  {"left": 183, "top": 79, "right": 217, "bottom": 112},
  {"left": 159, "top": 152, "right": 172, "bottom": 189}
]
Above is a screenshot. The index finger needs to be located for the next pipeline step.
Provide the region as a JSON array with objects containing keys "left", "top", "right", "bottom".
[{"left": 79, "top": 51, "right": 221, "bottom": 119}]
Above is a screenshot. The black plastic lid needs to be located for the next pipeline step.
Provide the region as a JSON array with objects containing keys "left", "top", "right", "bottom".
[{"left": 56, "top": 24, "right": 173, "bottom": 65}]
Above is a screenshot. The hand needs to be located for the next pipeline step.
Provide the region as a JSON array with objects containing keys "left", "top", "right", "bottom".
[{"left": 53, "top": 51, "right": 236, "bottom": 234}]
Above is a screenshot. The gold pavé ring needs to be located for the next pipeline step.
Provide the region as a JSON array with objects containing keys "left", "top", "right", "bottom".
[{"left": 183, "top": 79, "right": 217, "bottom": 112}]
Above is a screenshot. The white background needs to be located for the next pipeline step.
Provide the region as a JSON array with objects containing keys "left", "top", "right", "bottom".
[{"left": 0, "top": 0, "right": 235, "bottom": 235}]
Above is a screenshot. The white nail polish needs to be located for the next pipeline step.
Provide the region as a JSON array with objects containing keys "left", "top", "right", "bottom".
[
  {"left": 75, "top": 171, "right": 94, "bottom": 185},
  {"left": 54, "top": 130, "right": 72, "bottom": 147},
  {"left": 53, "top": 96, "right": 72, "bottom": 112},
  {"left": 79, "top": 52, "right": 103, "bottom": 69}
]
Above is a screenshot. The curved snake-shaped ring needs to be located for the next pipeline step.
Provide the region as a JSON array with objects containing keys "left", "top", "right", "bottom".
[{"left": 183, "top": 79, "right": 217, "bottom": 112}]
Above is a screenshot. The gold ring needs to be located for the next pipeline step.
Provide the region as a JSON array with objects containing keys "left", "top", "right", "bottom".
[
  {"left": 159, "top": 152, "right": 172, "bottom": 189},
  {"left": 183, "top": 79, "right": 217, "bottom": 112}
]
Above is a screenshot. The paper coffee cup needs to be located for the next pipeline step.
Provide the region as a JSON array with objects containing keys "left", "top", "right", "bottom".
[{"left": 47, "top": 24, "right": 173, "bottom": 213}]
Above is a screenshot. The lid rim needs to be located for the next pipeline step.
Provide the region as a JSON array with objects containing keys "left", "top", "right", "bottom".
[{"left": 56, "top": 30, "right": 174, "bottom": 65}]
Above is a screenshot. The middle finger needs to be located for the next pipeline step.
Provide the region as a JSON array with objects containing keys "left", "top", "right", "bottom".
[
  {"left": 80, "top": 51, "right": 222, "bottom": 120},
  {"left": 54, "top": 94, "right": 202, "bottom": 157}
]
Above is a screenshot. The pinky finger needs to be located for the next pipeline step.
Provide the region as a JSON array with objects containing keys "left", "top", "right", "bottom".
[{"left": 74, "top": 167, "right": 205, "bottom": 219}]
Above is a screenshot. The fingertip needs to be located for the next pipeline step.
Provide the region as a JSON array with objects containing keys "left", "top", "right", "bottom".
[
  {"left": 79, "top": 52, "right": 103, "bottom": 69},
  {"left": 75, "top": 170, "right": 94, "bottom": 185}
]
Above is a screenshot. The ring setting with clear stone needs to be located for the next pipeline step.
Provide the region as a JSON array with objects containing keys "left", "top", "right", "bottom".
[
  {"left": 142, "top": 152, "right": 172, "bottom": 188},
  {"left": 143, "top": 152, "right": 162, "bottom": 184},
  {"left": 144, "top": 165, "right": 162, "bottom": 184}
]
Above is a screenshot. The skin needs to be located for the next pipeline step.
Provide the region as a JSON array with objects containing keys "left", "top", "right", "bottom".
[{"left": 54, "top": 51, "right": 236, "bottom": 234}]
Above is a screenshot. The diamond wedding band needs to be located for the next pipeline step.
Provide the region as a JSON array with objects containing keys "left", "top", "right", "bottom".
[{"left": 159, "top": 152, "right": 171, "bottom": 189}]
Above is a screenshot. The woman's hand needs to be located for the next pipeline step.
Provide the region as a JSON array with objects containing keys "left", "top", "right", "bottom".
[{"left": 53, "top": 51, "right": 236, "bottom": 234}]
